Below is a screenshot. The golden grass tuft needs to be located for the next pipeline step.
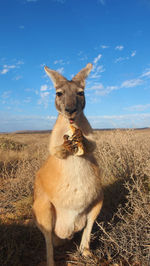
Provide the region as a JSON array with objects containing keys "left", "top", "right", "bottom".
[{"left": 0, "top": 129, "right": 150, "bottom": 265}]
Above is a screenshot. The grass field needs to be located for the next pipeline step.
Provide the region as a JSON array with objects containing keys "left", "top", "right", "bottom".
[{"left": 0, "top": 129, "right": 150, "bottom": 266}]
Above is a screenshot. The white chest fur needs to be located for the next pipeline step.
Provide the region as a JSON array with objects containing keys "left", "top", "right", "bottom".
[{"left": 53, "top": 155, "right": 101, "bottom": 212}]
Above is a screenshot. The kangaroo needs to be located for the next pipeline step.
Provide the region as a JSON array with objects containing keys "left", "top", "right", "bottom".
[{"left": 33, "top": 63, "right": 103, "bottom": 266}]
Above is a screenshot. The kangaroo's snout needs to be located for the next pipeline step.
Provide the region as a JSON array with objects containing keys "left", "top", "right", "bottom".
[{"left": 65, "top": 107, "right": 77, "bottom": 115}]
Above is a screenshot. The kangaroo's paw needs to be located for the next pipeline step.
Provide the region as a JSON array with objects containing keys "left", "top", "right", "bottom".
[{"left": 54, "top": 145, "right": 69, "bottom": 159}]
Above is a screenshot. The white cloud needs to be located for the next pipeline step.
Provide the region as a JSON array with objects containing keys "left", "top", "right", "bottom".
[
  {"left": 91, "top": 54, "right": 104, "bottom": 79},
  {"left": 1, "top": 112, "right": 150, "bottom": 132},
  {"left": 89, "top": 67, "right": 147, "bottom": 97},
  {"left": 88, "top": 114, "right": 150, "bottom": 129},
  {"left": 93, "top": 54, "right": 102, "bottom": 64},
  {"left": 53, "top": 59, "right": 70, "bottom": 65},
  {"left": 40, "top": 84, "right": 48, "bottom": 91},
  {"left": 115, "top": 50, "right": 136, "bottom": 62},
  {"left": 54, "top": 59, "right": 64, "bottom": 65},
  {"left": 90, "top": 65, "right": 105, "bottom": 79},
  {"left": 87, "top": 83, "right": 104, "bottom": 91},
  {"left": 106, "top": 85, "right": 118, "bottom": 93},
  {"left": 95, "top": 85, "right": 118, "bottom": 96},
  {"left": 25, "top": 88, "right": 39, "bottom": 95},
  {"left": 77, "top": 51, "right": 88, "bottom": 61},
  {"left": 1, "top": 64, "right": 16, "bottom": 74},
  {"left": 1, "top": 61, "right": 24, "bottom": 75},
  {"left": 1, "top": 68, "right": 9, "bottom": 75},
  {"left": 4, "top": 64, "right": 16, "bottom": 69},
  {"left": 0, "top": 112, "right": 57, "bottom": 132},
  {"left": 131, "top": 50, "right": 136, "bottom": 57},
  {"left": 24, "top": 97, "right": 31, "bottom": 103},
  {"left": 38, "top": 91, "right": 51, "bottom": 108},
  {"left": 115, "top": 57, "right": 124, "bottom": 63},
  {"left": 80, "top": 55, "right": 88, "bottom": 61},
  {"left": 41, "top": 91, "right": 50, "bottom": 97},
  {"left": 115, "top": 56, "right": 129, "bottom": 63},
  {"left": 56, "top": 67, "right": 64, "bottom": 74},
  {"left": 16, "top": 60, "right": 24, "bottom": 65},
  {"left": 101, "top": 45, "right": 109, "bottom": 49},
  {"left": 40, "top": 63, "right": 45, "bottom": 68},
  {"left": 115, "top": 45, "right": 124, "bottom": 51},
  {"left": 141, "top": 69, "right": 150, "bottom": 78},
  {"left": 97, "top": 65, "right": 104, "bottom": 73},
  {"left": 124, "top": 104, "right": 150, "bottom": 112},
  {"left": 121, "top": 78, "right": 143, "bottom": 88},
  {"left": 1, "top": 91, "right": 12, "bottom": 99},
  {"left": 13, "top": 75, "right": 23, "bottom": 81},
  {"left": 88, "top": 71, "right": 146, "bottom": 97},
  {"left": 87, "top": 83, "right": 118, "bottom": 96}
]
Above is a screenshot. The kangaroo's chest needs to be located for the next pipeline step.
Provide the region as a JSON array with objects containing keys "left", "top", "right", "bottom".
[{"left": 53, "top": 156, "right": 101, "bottom": 211}]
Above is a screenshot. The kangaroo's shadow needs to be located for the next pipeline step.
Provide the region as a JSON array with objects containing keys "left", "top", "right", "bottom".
[
  {"left": 68, "top": 177, "right": 129, "bottom": 257},
  {"left": 0, "top": 221, "right": 80, "bottom": 266},
  {"left": 0, "top": 179, "right": 128, "bottom": 266},
  {"left": 100, "top": 178, "right": 128, "bottom": 223},
  {"left": 0, "top": 222, "right": 46, "bottom": 266},
  {"left": 89, "top": 177, "right": 129, "bottom": 251}
]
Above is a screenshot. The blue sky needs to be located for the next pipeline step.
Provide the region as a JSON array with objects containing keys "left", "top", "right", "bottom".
[{"left": 0, "top": 0, "right": 150, "bottom": 132}]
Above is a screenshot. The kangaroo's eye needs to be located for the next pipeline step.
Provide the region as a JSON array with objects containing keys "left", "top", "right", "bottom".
[
  {"left": 77, "top": 91, "right": 84, "bottom": 96},
  {"left": 56, "top": 91, "right": 63, "bottom": 97}
]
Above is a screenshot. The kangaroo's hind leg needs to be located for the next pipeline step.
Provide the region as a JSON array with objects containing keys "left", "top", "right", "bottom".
[
  {"left": 79, "top": 194, "right": 103, "bottom": 257},
  {"left": 33, "top": 193, "right": 55, "bottom": 266}
]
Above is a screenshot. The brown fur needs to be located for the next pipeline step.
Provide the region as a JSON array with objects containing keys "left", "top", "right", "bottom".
[{"left": 33, "top": 63, "right": 103, "bottom": 266}]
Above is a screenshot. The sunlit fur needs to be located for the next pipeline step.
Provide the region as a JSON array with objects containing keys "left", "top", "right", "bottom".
[
  {"left": 33, "top": 63, "right": 103, "bottom": 266},
  {"left": 55, "top": 81, "right": 85, "bottom": 120}
]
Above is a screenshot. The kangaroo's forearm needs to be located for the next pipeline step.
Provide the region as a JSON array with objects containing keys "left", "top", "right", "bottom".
[{"left": 51, "top": 145, "right": 69, "bottom": 159}]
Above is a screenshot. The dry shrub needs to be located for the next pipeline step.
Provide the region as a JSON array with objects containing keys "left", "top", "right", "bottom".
[
  {"left": 95, "top": 129, "right": 150, "bottom": 185},
  {"left": 94, "top": 130, "right": 150, "bottom": 265},
  {"left": 0, "top": 130, "right": 150, "bottom": 265},
  {"left": 0, "top": 137, "right": 27, "bottom": 151},
  {"left": 0, "top": 134, "right": 49, "bottom": 219},
  {"left": 96, "top": 175, "right": 150, "bottom": 265},
  {"left": 0, "top": 134, "right": 49, "bottom": 266}
]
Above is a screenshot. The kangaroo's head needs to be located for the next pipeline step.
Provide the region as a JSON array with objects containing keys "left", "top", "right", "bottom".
[{"left": 45, "top": 63, "right": 92, "bottom": 124}]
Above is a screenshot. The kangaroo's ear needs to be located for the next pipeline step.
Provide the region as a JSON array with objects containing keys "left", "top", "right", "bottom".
[
  {"left": 72, "top": 63, "right": 93, "bottom": 87},
  {"left": 44, "top": 66, "right": 67, "bottom": 88}
]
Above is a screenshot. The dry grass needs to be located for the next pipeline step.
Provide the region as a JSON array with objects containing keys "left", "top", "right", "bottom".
[{"left": 0, "top": 129, "right": 150, "bottom": 265}]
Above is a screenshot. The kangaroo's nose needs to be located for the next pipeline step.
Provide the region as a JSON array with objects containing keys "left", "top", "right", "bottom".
[{"left": 65, "top": 107, "right": 77, "bottom": 115}]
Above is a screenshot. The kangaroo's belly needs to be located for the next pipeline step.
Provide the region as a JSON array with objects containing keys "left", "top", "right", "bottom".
[
  {"left": 52, "top": 155, "right": 102, "bottom": 211},
  {"left": 39, "top": 154, "right": 102, "bottom": 238},
  {"left": 53, "top": 156, "right": 102, "bottom": 239}
]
